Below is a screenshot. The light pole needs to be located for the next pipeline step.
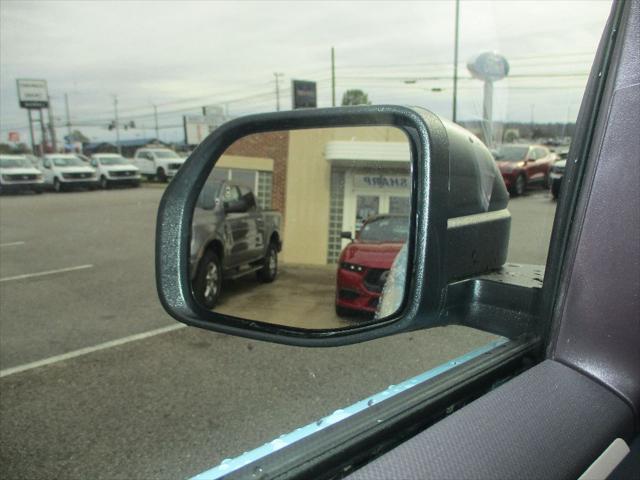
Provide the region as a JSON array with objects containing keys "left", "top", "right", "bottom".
[
  {"left": 153, "top": 104, "right": 159, "bottom": 140},
  {"left": 113, "top": 95, "right": 121, "bottom": 154},
  {"left": 452, "top": 0, "right": 460, "bottom": 123},
  {"left": 273, "top": 72, "right": 284, "bottom": 111},
  {"left": 64, "top": 93, "right": 72, "bottom": 137}
]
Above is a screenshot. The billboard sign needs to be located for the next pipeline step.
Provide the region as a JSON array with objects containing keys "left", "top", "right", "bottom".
[
  {"left": 292, "top": 80, "right": 317, "bottom": 109},
  {"left": 183, "top": 114, "right": 226, "bottom": 145},
  {"left": 16, "top": 79, "right": 49, "bottom": 109}
]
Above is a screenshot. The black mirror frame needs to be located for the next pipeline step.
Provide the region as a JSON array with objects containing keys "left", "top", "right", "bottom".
[
  {"left": 156, "top": 105, "right": 449, "bottom": 346},
  {"left": 223, "top": 198, "right": 247, "bottom": 214}
]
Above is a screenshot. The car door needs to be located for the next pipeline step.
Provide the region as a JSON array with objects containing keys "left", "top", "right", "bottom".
[
  {"left": 174, "top": 2, "right": 638, "bottom": 479},
  {"left": 220, "top": 184, "right": 251, "bottom": 268},
  {"left": 136, "top": 151, "right": 153, "bottom": 175},
  {"left": 536, "top": 146, "right": 553, "bottom": 183},
  {"left": 524, "top": 146, "right": 542, "bottom": 183},
  {"left": 40, "top": 158, "right": 54, "bottom": 184},
  {"left": 238, "top": 186, "right": 265, "bottom": 262}
]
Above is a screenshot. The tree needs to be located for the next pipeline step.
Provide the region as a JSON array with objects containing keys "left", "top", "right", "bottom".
[
  {"left": 341, "top": 89, "right": 371, "bottom": 106},
  {"left": 503, "top": 129, "right": 520, "bottom": 143},
  {"left": 64, "top": 130, "right": 90, "bottom": 144}
]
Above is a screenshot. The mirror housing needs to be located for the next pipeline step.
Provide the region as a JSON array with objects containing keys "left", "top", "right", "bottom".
[
  {"left": 156, "top": 105, "right": 510, "bottom": 346},
  {"left": 223, "top": 199, "right": 247, "bottom": 214}
]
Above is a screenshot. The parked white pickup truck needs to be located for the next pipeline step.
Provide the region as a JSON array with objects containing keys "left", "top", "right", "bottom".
[
  {"left": 40, "top": 154, "right": 98, "bottom": 192},
  {"left": 0, "top": 154, "right": 45, "bottom": 193},
  {"left": 133, "top": 148, "right": 185, "bottom": 182},
  {"left": 90, "top": 153, "right": 141, "bottom": 189}
]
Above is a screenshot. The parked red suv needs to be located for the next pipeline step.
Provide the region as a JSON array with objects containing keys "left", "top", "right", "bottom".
[
  {"left": 335, "top": 215, "right": 409, "bottom": 317},
  {"left": 495, "top": 144, "right": 555, "bottom": 196}
]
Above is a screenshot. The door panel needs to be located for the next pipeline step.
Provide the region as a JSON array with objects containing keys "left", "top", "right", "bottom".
[{"left": 346, "top": 361, "right": 634, "bottom": 480}]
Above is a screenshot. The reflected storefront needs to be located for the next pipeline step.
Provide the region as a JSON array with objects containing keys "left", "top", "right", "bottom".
[{"left": 285, "top": 128, "right": 411, "bottom": 265}]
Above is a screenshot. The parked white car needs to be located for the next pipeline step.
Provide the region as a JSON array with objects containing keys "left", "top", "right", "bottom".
[
  {"left": 133, "top": 148, "right": 185, "bottom": 182},
  {"left": 0, "top": 154, "right": 45, "bottom": 193},
  {"left": 40, "top": 154, "right": 98, "bottom": 192},
  {"left": 90, "top": 154, "right": 141, "bottom": 189}
]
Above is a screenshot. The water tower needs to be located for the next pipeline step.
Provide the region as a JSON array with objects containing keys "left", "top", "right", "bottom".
[{"left": 467, "top": 52, "right": 509, "bottom": 147}]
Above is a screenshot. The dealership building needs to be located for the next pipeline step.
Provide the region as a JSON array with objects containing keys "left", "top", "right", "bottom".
[{"left": 215, "top": 127, "right": 411, "bottom": 266}]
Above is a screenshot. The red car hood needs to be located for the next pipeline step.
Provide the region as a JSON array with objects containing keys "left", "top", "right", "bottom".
[{"left": 341, "top": 242, "right": 404, "bottom": 269}]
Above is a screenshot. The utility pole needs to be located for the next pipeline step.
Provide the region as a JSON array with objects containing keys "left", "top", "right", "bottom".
[
  {"left": 47, "top": 100, "right": 57, "bottom": 152},
  {"left": 27, "top": 109, "right": 36, "bottom": 155},
  {"left": 483, "top": 80, "right": 494, "bottom": 147},
  {"left": 113, "top": 95, "right": 121, "bottom": 154},
  {"left": 273, "top": 72, "right": 283, "bottom": 111},
  {"left": 153, "top": 104, "right": 159, "bottom": 140},
  {"left": 38, "top": 109, "right": 48, "bottom": 154},
  {"left": 331, "top": 47, "right": 336, "bottom": 107},
  {"left": 452, "top": 0, "right": 460, "bottom": 123},
  {"left": 530, "top": 104, "right": 535, "bottom": 138},
  {"left": 64, "top": 93, "right": 72, "bottom": 137}
]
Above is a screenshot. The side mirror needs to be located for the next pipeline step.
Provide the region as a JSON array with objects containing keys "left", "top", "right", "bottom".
[
  {"left": 340, "top": 231, "right": 353, "bottom": 240},
  {"left": 223, "top": 199, "right": 247, "bottom": 214},
  {"left": 156, "top": 106, "right": 511, "bottom": 346}
]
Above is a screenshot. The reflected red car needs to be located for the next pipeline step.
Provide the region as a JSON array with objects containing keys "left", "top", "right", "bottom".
[
  {"left": 495, "top": 144, "right": 555, "bottom": 196},
  {"left": 335, "top": 215, "right": 408, "bottom": 317}
]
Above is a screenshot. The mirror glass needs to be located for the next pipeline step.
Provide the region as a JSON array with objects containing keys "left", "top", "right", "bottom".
[{"left": 189, "top": 126, "right": 413, "bottom": 329}]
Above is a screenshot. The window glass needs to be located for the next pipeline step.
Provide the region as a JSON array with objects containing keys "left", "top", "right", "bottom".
[
  {"left": 51, "top": 156, "right": 84, "bottom": 167},
  {"left": 496, "top": 145, "right": 529, "bottom": 162},
  {"left": 221, "top": 184, "right": 240, "bottom": 202},
  {"left": 230, "top": 169, "right": 256, "bottom": 190},
  {"left": 0, "top": 2, "right": 610, "bottom": 478},
  {"left": 152, "top": 150, "right": 179, "bottom": 159},
  {"left": 239, "top": 185, "right": 257, "bottom": 210},
  {"left": 210, "top": 167, "right": 230, "bottom": 182},
  {"left": 0, "top": 157, "right": 31, "bottom": 168}
]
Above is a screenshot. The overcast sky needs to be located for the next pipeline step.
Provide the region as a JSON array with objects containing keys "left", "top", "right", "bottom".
[{"left": 0, "top": 0, "right": 611, "bottom": 145}]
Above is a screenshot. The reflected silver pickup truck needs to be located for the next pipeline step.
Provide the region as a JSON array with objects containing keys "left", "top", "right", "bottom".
[{"left": 190, "top": 180, "right": 282, "bottom": 308}]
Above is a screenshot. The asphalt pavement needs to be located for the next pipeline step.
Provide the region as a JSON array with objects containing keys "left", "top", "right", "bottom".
[{"left": 0, "top": 186, "right": 556, "bottom": 479}]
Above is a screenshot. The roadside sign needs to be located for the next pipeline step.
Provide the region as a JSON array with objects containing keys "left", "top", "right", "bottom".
[
  {"left": 8, "top": 131, "right": 20, "bottom": 142},
  {"left": 292, "top": 80, "right": 317, "bottom": 109},
  {"left": 16, "top": 79, "right": 49, "bottom": 109},
  {"left": 183, "top": 114, "right": 226, "bottom": 145}
]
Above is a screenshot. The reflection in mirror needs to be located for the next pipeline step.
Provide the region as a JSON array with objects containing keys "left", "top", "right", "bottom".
[{"left": 190, "top": 127, "right": 412, "bottom": 329}]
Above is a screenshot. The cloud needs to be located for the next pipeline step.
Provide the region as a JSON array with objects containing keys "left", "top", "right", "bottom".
[{"left": 0, "top": 0, "right": 611, "bottom": 145}]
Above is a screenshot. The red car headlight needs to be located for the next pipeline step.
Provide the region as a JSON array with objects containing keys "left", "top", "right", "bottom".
[{"left": 340, "top": 262, "right": 365, "bottom": 273}]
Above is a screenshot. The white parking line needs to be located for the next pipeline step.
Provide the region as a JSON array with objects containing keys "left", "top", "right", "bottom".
[
  {"left": 0, "top": 324, "right": 187, "bottom": 378},
  {"left": 0, "top": 241, "right": 25, "bottom": 247},
  {"left": 0, "top": 264, "right": 93, "bottom": 283}
]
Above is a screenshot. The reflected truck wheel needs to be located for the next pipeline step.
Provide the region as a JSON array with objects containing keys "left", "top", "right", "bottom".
[
  {"left": 257, "top": 243, "right": 278, "bottom": 283},
  {"left": 194, "top": 249, "right": 222, "bottom": 309},
  {"left": 157, "top": 167, "right": 167, "bottom": 183},
  {"left": 53, "top": 178, "right": 63, "bottom": 193},
  {"left": 512, "top": 174, "right": 526, "bottom": 196}
]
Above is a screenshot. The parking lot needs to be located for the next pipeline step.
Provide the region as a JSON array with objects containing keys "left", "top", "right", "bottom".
[{"left": 0, "top": 186, "right": 556, "bottom": 479}]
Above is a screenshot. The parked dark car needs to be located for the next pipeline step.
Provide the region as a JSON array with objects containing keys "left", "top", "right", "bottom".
[
  {"left": 495, "top": 144, "right": 555, "bottom": 196},
  {"left": 335, "top": 215, "right": 409, "bottom": 316},
  {"left": 190, "top": 180, "right": 282, "bottom": 308}
]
